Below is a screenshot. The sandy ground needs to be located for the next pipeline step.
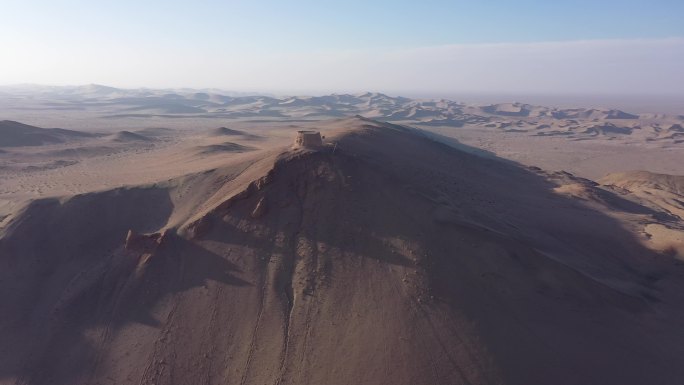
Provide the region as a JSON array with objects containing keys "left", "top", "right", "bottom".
[
  {"left": 428, "top": 125, "right": 684, "bottom": 179},
  {"left": 0, "top": 121, "right": 299, "bottom": 218}
]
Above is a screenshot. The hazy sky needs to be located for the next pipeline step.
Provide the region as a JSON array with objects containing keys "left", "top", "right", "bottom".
[{"left": 1, "top": 0, "right": 683, "bottom": 95}]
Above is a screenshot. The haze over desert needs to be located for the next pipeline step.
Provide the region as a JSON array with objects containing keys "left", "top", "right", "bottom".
[{"left": 1, "top": 1, "right": 684, "bottom": 384}]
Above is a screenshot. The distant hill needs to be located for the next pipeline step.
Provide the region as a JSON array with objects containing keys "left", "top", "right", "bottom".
[
  {"left": 208, "top": 127, "right": 262, "bottom": 140},
  {"left": 3, "top": 85, "right": 682, "bottom": 144},
  {"left": 0, "top": 120, "right": 94, "bottom": 147},
  {"left": 109, "top": 131, "right": 153, "bottom": 143}
]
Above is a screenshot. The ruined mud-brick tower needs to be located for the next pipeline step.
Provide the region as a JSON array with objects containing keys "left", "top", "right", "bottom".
[{"left": 294, "top": 130, "right": 323, "bottom": 148}]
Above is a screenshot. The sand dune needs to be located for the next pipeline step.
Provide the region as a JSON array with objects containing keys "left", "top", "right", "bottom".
[
  {"left": 119, "top": 104, "right": 207, "bottom": 114},
  {"left": 109, "top": 130, "right": 154, "bottom": 142},
  {"left": 4, "top": 86, "right": 680, "bottom": 144},
  {"left": 481, "top": 103, "right": 531, "bottom": 116},
  {"left": 0, "top": 120, "right": 94, "bottom": 147},
  {"left": 605, "top": 109, "right": 640, "bottom": 119},
  {"left": 134, "top": 127, "right": 176, "bottom": 137},
  {"left": 194, "top": 142, "right": 255, "bottom": 155},
  {"left": 2, "top": 118, "right": 684, "bottom": 385},
  {"left": 552, "top": 108, "right": 639, "bottom": 120},
  {"left": 209, "top": 126, "right": 262, "bottom": 140},
  {"left": 44, "top": 146, "right": 118, "bottom": 158},
  {"left": 582, "top": 123, "right": 633, "bottom": 136},
  {"left": 667, "top": 123, "right": 684, "bottom": 132}
]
